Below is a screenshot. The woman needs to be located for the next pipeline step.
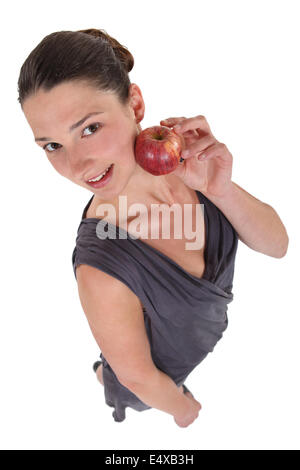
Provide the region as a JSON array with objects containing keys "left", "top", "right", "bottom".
[{"left": 17, "top": 28, "right": 289, "bottom": 427}]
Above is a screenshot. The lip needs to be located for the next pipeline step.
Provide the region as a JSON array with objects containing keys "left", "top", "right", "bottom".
[
  {"left": 85, "top": 164, "right": 112, "bottom": 182},
  {"left": 85, "top": 164, "right": 114, "bottom": 189}
]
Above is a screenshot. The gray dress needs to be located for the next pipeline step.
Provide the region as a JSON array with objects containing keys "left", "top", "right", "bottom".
[{"left": 72, "top": 190, "right": 239, "bottom": 422}]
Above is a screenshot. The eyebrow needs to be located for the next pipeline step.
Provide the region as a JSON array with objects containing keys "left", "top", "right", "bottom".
[{"left": 34, "top": 111, "right": 104, "bottom": 142}]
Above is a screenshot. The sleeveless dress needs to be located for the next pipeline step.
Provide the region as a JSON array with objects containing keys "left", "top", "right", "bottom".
[{"left": 71, "top": 190, "right": 239, "bottom": 422}]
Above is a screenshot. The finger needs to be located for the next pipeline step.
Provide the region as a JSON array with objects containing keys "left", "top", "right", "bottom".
[
  {"left": 160, "top": 118, "right": 199, "bottom": 148},
  {"left": 161, "top": 118, "right": 199, "bottom": 141},
  {"left": 173, "top": 115, "right": 212, "bottom": 138},
  {"left": 196, "top": 142, "right": 233, "bottom": 166},
  {"left": 181, "top": 135, "right": 216, "bottom": 159},
  {"left": 160, "top": 117, "right": 202, "bottom": 144},
  {"left": 160, "top": 117, "right": 187, "bottom": 127}
]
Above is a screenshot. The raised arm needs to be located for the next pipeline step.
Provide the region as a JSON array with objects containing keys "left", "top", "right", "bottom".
[{"left": 75, "top": 264, "right": 195, "bottom": 421}]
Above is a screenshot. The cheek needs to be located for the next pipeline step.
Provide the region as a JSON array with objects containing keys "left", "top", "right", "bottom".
[
  {"left": 114, "top": 120, "right": 138, "bottom": 154},
  {"left": 47, "top": 156, "right": 72, "bottom": 180},
  {"left": 94, "top": 124, "right": 136, "bottom": 158}
]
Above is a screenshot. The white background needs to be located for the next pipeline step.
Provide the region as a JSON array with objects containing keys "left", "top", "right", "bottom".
[{"left": 0, "top": 0, "right": 299, "bottom": 450}]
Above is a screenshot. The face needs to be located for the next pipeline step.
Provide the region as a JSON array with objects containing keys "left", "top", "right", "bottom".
[{"left": 22, "top": 80, "right": 145, "bottom": 201}]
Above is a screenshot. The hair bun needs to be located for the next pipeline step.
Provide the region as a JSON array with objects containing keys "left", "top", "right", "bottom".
[{"left": 77, "top": 28, "right": 134, "bottom": 73}]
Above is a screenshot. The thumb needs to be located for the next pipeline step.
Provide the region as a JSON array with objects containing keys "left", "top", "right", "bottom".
[{"left": 171, "top": 161, "right": 186, "bottom": 178}]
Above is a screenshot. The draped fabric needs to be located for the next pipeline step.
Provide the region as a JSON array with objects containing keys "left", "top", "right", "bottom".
[{"left": 71, "top": 190, "right": 239, "bottom": 422}]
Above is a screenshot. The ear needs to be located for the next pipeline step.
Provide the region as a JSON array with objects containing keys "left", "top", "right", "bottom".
[{"left": 128, "top": 83, "right": 145, "bottom": 125}]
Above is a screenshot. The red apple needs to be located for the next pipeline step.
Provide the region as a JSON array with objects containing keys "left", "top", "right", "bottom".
[{"left": 134, "top": 125, "right": 184, "bottom": 176}]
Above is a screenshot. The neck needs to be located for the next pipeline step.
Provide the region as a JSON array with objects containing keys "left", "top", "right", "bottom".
[
  {"left": 124, "top": 163, "right": 178, "bottom": 206},
  {"left": 91, "top": 162, "right": 182, "bottom": 222}
]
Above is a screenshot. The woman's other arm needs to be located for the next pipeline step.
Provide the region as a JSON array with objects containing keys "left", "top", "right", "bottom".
[{"left": 75, "top": 264, "right": 196, "bottom": 421}]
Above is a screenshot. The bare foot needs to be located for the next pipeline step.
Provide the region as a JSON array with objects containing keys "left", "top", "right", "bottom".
[{"left": 96, "top": 364, "right": 104, "bottom": 386}]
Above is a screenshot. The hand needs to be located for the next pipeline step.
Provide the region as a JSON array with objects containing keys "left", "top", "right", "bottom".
[
  {"left": 160, "top": 115, "right": 233, "bottom": 199},
  {"left": 173, "top": 385, "right": 202, "bottom": 428}
]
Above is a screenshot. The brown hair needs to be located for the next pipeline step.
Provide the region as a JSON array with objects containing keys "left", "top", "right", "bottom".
[{"left": 17, "top": 28, "right": 134, "bottom": 109}]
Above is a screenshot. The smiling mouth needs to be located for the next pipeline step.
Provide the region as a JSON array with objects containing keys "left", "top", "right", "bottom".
[
  {"left": 85, "top": 163, "right": 114, "bottom": 188},
  {"left": 86, "top": 164, "right": 113, "bottom": 183}
]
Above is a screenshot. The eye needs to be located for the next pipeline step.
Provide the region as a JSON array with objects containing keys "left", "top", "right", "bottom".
[
  {"left": 43, "top": 122, "right": 101, "bottom": 153},
  {"left": 43, "top": 142, "right": 62, "bottom": 153},
  {"left": 82, "top": 122, "right": 101, "bottom": 137}
]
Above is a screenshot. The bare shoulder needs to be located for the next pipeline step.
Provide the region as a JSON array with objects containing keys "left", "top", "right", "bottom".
[
  {"left": 75, "top": 264, "right": 155, "bottom": 385},
  {"left": 76, "top": 263, "right": 143, "bottom": 311}
]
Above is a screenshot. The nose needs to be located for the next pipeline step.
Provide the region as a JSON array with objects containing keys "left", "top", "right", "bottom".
[{"left": 66, "top": 146, "right": 95, "bottom": 181}]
